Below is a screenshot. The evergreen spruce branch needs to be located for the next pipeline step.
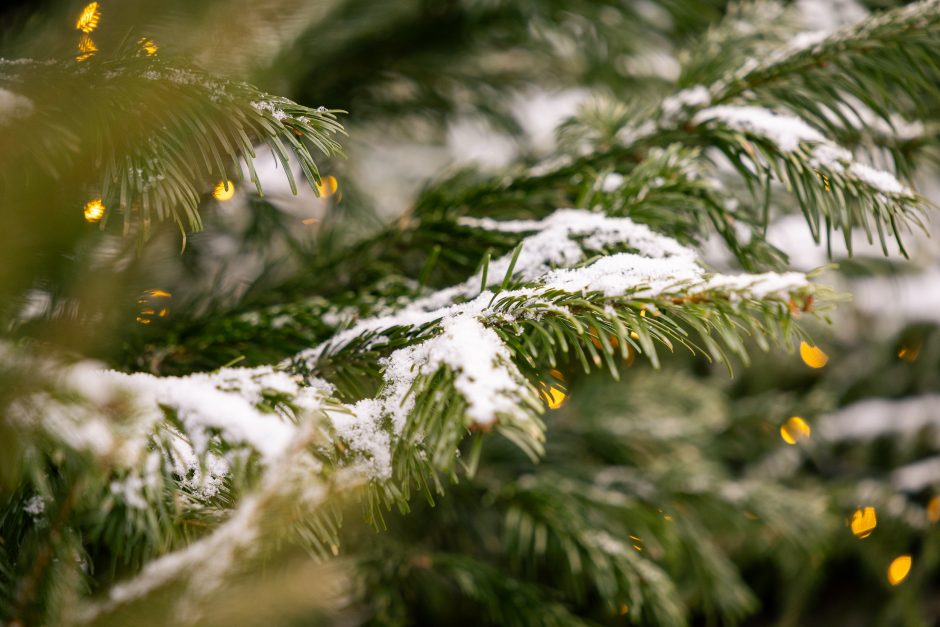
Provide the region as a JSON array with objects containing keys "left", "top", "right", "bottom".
[
  {"left": 26, "top": 214, "right": 823, "bottom": 623},
  {"left": 709, "top": 0, "right": 940, "bottom": 116},
  {"left": 0, "top": 57, "right": 344, "bottom": 239},
  {"left": 284, "top": 214, "right": 822, "bottom": 533},
  {"left": 354, "top": 370, "right": 834, "bottom": 626},
  {"left": 392, "top": 551, "right": 595, "bottom": 627},
  {"left": 687, "top": 107, "right": 928, "bottom": 256},
  {"left": 1, "top": 355, "right": 355, "bottom": 623},
  {"left": 392, "top": 2, "right": 940, "bottom": 264},
  {"left": 498, "top": 475, "right": 688, "bottom": 626},
  {"left": 137, "top": 11, "right": 940, "bottom": 371}
]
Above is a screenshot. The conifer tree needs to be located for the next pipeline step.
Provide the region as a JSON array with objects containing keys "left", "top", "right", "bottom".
[{"left": 2, "top": 1, "right": 940, "bottom": 625}]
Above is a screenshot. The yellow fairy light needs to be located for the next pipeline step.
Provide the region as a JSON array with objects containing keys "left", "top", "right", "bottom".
[
  {"left": 780, "top": 416, "right": 811, "bottom": 445},
  {"left": 799, "top": 341, "right": 829, "bottom": 368},
  {"left": 76, "top": 2, "right": 101, "bottom": 33},
  {"left": 83, "top": 198, "right": 105, "bottom": 222},
  {"left": 136, "top": 289, "right": 171, "bottom": 324},
  {"left": 76, "top": 34, "right": 97, "bottom": 62},
  {"left": 541, "top": 386, "right": 566, "bottom": 409},
  {"left": 212, "top": 180, "right": 235, "bottom": 201},
  {"left": 139, "top": 37, "right": 158, "bottom": 56},
  {"left": 850, "top": 507, "right": 877, "bottom": 539},
  {"left": 316, "top": 175, "right": 338, "bottom": 197},
  {"left": 927, "top": 496, "right": 940, "bottom": 524},
  {"left": 887, "top": 555, "right": 912, "bottom": 585}
]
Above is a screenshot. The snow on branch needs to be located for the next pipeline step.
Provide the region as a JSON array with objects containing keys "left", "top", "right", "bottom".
[
  {"left": 692, "top": 105, "right": 916, "bottom": 199},
  {"left": 293, "top": 209, "right": 813, "bottom": 479}
]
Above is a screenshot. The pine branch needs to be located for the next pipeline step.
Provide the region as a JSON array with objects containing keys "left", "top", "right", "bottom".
[{"left": 0, "top": 56, "right": 345, "bottom": 239}]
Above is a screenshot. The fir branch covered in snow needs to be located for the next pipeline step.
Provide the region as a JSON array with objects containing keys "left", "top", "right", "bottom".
[{"left": 6, "top": 1, "right": 940, "bottom": 626}]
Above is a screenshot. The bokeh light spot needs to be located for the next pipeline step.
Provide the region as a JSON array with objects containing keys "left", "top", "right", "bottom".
[
  {"left": 800, "top": 341, "right": 829, "bottom": 368},
  {"left": 887, "top": 555, "right": 912, "bottom": 585},
  {"left": 76, "top": 2, "right": 101, "bottom": 33},
  {"left": 83, "top": 199, "right": 105, "bottom": 222},
  {"left": 213, "top": 181, "right": 235, "bottom": 201},
  {"left": 316, "top": 175, "right": 338, "bottom": 197},
  {"left": 927, "top": 496, "right": 940, "bottom": 524},
  {"left": 850, "top": 507, "right": 877, "bottom": 539},
  {"left": 780, "top": 416, "right": 811, "bottom": 445}
]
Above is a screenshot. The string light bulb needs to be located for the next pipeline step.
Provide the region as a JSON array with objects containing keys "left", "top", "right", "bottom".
[
  {"left": 850, "top": 507, "right": 877, "bottom": 539},
  {"left": 139, "top": 37, "right": 158, "bottom": 56},
  {"left": 780, "top": 416, "right": 811, "bottom": 445},
  {"left": 540, "top": 369, "right": 567, "bottom": 409},
  {"left": 799, "top": 341, "right": 829, "bottom": 368},
  {"left": 887, "top": 555, "right": 912, "bottom": 585},
  {"left": 76, "top": 2, "right": 101, "bottom": 33},
  {"left": 83, "top": 198, "right": 105, "bottom": 223},
  {"left": 316, "top": 175, "right": 338, "bottom": 197},
  {"left": 136, "top": 289, "right": 172, "bottom": 325},
  {"left": 212, "top": 181, "right": 235, "bottom": 201},
  {"left": 76, "top": 34, "right": 97, "bottom": 62}
]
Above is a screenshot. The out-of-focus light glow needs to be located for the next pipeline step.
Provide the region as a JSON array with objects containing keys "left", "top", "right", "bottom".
[
  {"left": 77, "top": 35, "right": 97, "bottom": 62},
  {"left": 316, "top": 175, "right": 338, "bottom": 197},
  {"left": 542, "top": 385, "right": 566, "bottom": 409},
  {"left": 898, "top": 344, "right": 921, "bottom": 363},
  {"left": 850, "top": 507, "right": 877, "bottom": 539},
  {"left": 927, "top": 496, "right": 940, "bottom": 524},
  {"left": 137, "top": 289, "right": 171, "bottom": 324},
  {"left": 589, "top": 329, "right": 619, "bottom": 350},
  {"left": 780, "top": 416, "right": 811, "bottom": 445},
  {"left": 76, "top": 2, "right": 101, "bottom": 33},
  {"left": 800, "top": 341, "right": 829, "bottom": 368},
  {"left": 887, "top": 555, "right": 912, "bottom": 585},
  {"left": 83, "top": 199, "right": 105, "bottom": 222},
  {"left": 302, "top": 217, "right": 319, "bottom": 225},
  {"left": 213, "top": 181, "right": 235, "bottom": 201},
  {"left": 139, "top": 37, "right": 158, "bottom": 56}
]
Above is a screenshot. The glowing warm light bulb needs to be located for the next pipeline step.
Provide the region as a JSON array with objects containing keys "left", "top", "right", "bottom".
[
  {"left": 316, "top": 175, "right": 338, "bottom": 197},
  {"left": 541, "top": 386, "right": 566, "bottom": 409},
  {"left": 212, "top": 181, "right": 235, "bottom": 201},
  {"left": 136, "top": 289, "right": 172, "bottom": 324},
  {"left": 850, "top": 507, "right": 877, "bottom": 539},
  {"left": 799, "top": 341, "right": 829, "bottom": 368},
  {"left": 887, "top": 555, "right": 912, "bottom": 585},
  {"left": 83, "top": 198, "right": 105, "bottom": 222},
  {"left": 780, "top": 416, "right": 811, "bottom": 445},
  {"left": 76, "top": 34, "right": 98, "bottom": 62},
  {"left": 139, "top": 37, "right": 158, "bottom": 56},
  {"left": 76, "top": 2, "right": 101, "bottom": 33},
  {"left": 927, "top": 496, "right": 940, "bottom": 524}
]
